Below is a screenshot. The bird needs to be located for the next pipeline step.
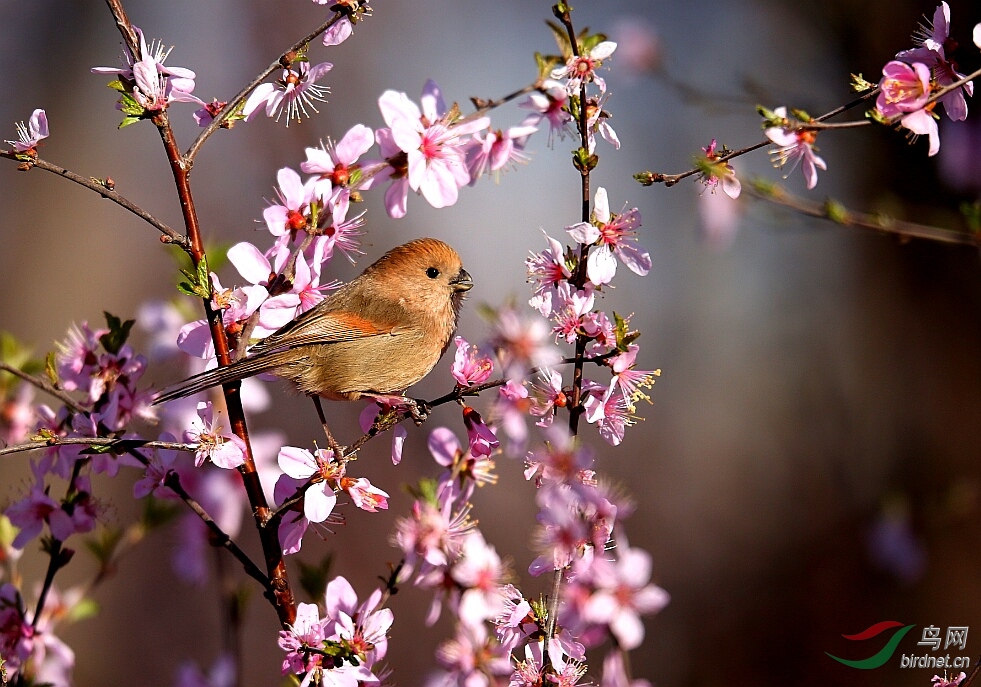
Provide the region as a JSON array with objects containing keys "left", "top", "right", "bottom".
[{"left": 153, "top": 237, "right": 473, "bottom": 407}]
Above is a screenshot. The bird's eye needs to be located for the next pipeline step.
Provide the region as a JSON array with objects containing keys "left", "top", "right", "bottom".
[{"left": 426, "top": 267, "right": 440, "bottom": 279}]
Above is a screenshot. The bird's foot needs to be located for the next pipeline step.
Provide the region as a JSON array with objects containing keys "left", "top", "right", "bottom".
[{"left": 404, "top": 398, "right": 432, "bottom": 425}]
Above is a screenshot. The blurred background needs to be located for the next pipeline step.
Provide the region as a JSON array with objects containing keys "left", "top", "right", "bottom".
[{"left": 1, "top": 1, "right": 980, "bottom": 685}]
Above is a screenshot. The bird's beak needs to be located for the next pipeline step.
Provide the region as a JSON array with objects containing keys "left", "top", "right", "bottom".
[{"left": 451, "top": 268, "right": 474, "bottom": 292}]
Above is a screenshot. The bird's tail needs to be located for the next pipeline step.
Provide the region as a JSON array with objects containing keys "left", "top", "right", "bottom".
[{"left": 153, "top": 349, "right": 295, "bottom": 405}]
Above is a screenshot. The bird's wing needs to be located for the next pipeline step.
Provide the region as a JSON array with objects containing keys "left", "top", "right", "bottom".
[{"left": 250, "top": 310, "right": 405, "bottom": 353}]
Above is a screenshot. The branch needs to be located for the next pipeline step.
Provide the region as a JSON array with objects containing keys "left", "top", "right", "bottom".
[
  {"left": 463, "top": 81, "right": 541, "bottom": 125},
  {"left": 0, "top": 152, "right": 190, "bottom": 252},
  {"left": 183, "top": 11, "right": 347, "bottom": 164},
  {"left": 104, "top": 0, "right": 295, "bottom": 626},
  {"left": 638, "top": 89, "right": 880, "bottom": 187},
  {"left": 162, "top": 470, "right": 272, "bottom": 593},
  {"left": 0, "top": 361, "right": 86, "bottom": 415},
  {"left": 746, "top": 180, "right": 981, "bottom": 247},
  {"left": 0, "top": 436, "right": 198, "bottom": 458}
]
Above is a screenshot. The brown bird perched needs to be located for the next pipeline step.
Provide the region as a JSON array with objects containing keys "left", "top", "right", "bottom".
[{"left": 153, "top": 237, "right": 473, "bottom": 407}]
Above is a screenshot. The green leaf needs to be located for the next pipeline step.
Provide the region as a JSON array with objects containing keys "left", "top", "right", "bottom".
[
  {"left": 546, "top": 20, "right": 574, "bottom": 59},
  {"left": 405, "top": 477, "right": 440, "bottom": 506},
  {"left": 118, "top": 93, "right": 145, "bottom": 117},
  {"left": 297, "top": 553, "right": 334, "bottom": 602},
  {"left": 579, "top": 30, "right": 607, "bottom": 55},
  {"left": 823, "top": 198, "right": 849, "bottom": 224},
  {"left": 84, "top": 527, "right": 125, "bottom": 566},
  {"left": 960, "top": 201, "right": 981, "bottom": 233},
  {"left": 613, "top": 312, "right": 641, "bottom": 351},
  {"left": 68, "top": 597, "right": 100, "bottom": 622},
  {"left": 118, "top": 115, "right": 142, "bottom": 129},
  {"left": 99, "top": 311, "right": 135, "bottom": 355},
  {"left": 0, "top": 515, "right": 16, "bottom": 549},
  {"left": 107, "top": 79, "right": 128, "bottom": 94},
  {"left": 534, "top": 51, "right": 562, "bottom": 80},
  {"left": 176, "top": 255, "right": 212, "bottom": 299},
  {"left": 141, "top": 497, "right": 182, "bottom": 530},
  {"left": 44, "top": 352, "right": 58, "bottom": 385}
]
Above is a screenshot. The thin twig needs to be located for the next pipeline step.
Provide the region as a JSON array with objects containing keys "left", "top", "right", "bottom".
[
  {"left": 161, "top": 470, "right": 272, "bottom": 591},
  {"left": 104, "top": 0, "right": 295, "bottom": 626},
  {"left": 183, "top": 12, "right": 346, "bottom": 164},
  {"left": 0, "top": 361, "right": 86, "bottom": 415},
  {"left": 312, "top": 396, "right": 346, "bottom": 457},
  {"left": 745, "top": 181, "right": 981, "bottom": 247},
  {"left": 641, "top": 89, "right": 880, "bottom": 187},
  {"left": 960, "top": 656, "right": 980, "bottom": 687},
  {"left": 0, "top": 436, "right": 198, "bottom": 458},
  {"left": 0, "top": 153, "right": 190, "bottom": 252}
]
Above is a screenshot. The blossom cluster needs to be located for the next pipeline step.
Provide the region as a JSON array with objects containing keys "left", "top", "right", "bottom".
[
  {"left": 759, "top": 2, "right": 979, "bottom": 190},
  {"left": 278, "top": 576, "right": 393, "bottom": 687}
]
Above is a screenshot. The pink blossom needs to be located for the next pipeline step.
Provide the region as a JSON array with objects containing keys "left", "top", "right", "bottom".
[
  {"left": 551, "top": 282, "right": 596, "bottom": 344},
  {"left": 896, "top": 2, "right": 973, "bottom": 122},
  {"left": 6, "top": 109, "right": 48, "bottom": 153},
  {"left": 601, "top": 650, "right": 652, "bottom": 687},
  {"left": 491, "top": 380, "right": 531, "bottom": 452},
  {"left": 379, "top": 80, "right": 489, "bottom": 209},
  {"left": 698, "top": 183, "right": 743, "bottom": 250},
  {"left": 451, "top": 336, "right": 494, "bottom": 386},
  {"left": 551, "top": 41, "right": 618, "bottom": 94},
  {"left": 568, "top": 187, "right": 651, "bottom": 284},
  {"left": 0, "top": 583, "right": 77, "bottom": 687},
  {"left": 765, "top": 107, "right": 827, "bottom": 189},
  {"left": 263, "top": 167, "right": 318, "bottom": 237},
  {"left": 519, "top": 80, "right": 574, "bottom": 147},
  {"left": 530, "top": 368, "right": 567, "bottom": 428},
  {"left": 92, "top": 27, "right": 197, "bottom": 112},
  {"left": 301, "top": 124, "right": 375, "bottom": 200},
  {"left": 526, "top": 231, "right": 572, "bottom": 317},
  {"left": 274, "top": 474, "right": 311, "bottom": 555},
  {"left": 464, "top": 124, "right": 536, "bottom": 184},
  {"left": 1, "top": 382, "right": 36, "bottom": 445},
  {"left": 524, "top": 424, "right": 594, "bottom": 486},
  {"left": 582, "top": 382, "right": 635, "bottom": 446},
  {"left": 341, "top": 477, "right": 389, "bottom": 512},
  {"left": 133, "top": 434, "right": 179, "bottom": 499},
  {"left": 579, "top": 546, "right": 670, "bottom": 650},
  {"left": 462, "top": 406, "right": 500, "bottom": 458},
  {"left": 324, "top": 576, "right": 394, "bottom": 667},
  {"left": 427, "top": 426, "right": 497, "bottom": 503},
  {"left": 434, "top": 624, "right": 512, "bottom": 687},
  {"left": 176, "top": 654, "right": 236, "bottom": 687},
  {"left": 609, "top": 345, "right": 658, "bottom": 410},
  {"left": 184, "top": 401, "right": 247, "bottom": 469},
  {"left": 876, "top": 61, "right": 940, "bottom": 156},
  {"left": 932, "top": 672, "right": 967, "bottom": 687},
  {"left": 486, "top": 306, "right": 562, "bottom": 380},
  {"left": 451, "top": 531, "right": 507, "bottom": 627},
  {"left": 243, "top": 61, "right": 333, "bottom": 125},
  {"left": 278, "top": 602, "right": 331, "bottom": 685},
  {"left": 191, "top": 98, "right": 228, "bottom": 127},
  {"left": 6, "top": 462, "right": 65, "bottom": 548},
  {"left": 529, "top": 484, "right": 590, "bottom": 575},
  {"left": 585, "top": 94, "right": 620, "bottom": 154},
  {"left": 322, "top": 16, "right": 354, "bottom": 46},
  {"left": 277, "top": 446, "right": 340, "bottom": 523},
  {"left": 372, "top": 127, "right": 410, "bottom": 218},
  {"left": 699, "top": 139, "right": 741, "bottom": 199},
  {"left": 393, "top": 496, "right": 474, "bottom": 573}
]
